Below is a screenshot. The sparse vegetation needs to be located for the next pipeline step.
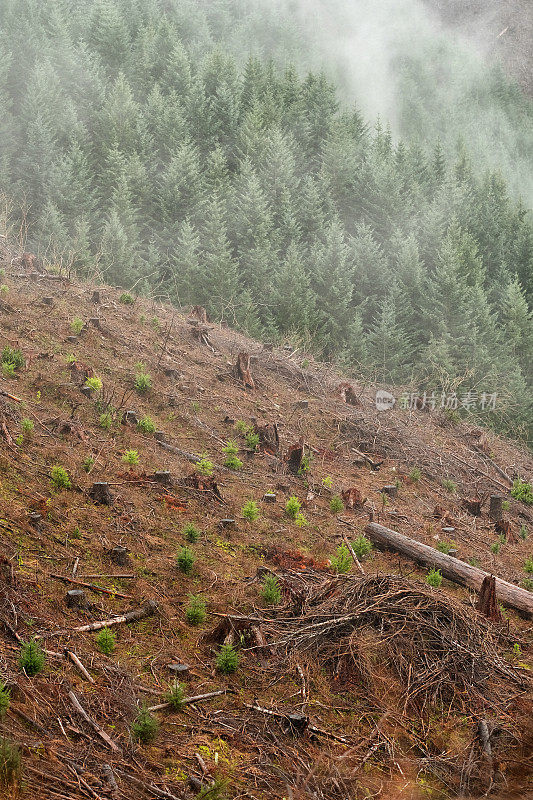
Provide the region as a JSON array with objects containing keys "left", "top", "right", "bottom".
[
  {"left": 1, "top": 347, "right": 23, "bottom": 376},
  {"left": 164, "top": 681, "right": 186, "bottom": 710},
  {"left": 84, "top": 376, "right": 102, "bottom": 392},
  {"left": 0, "top": 738, "right": 21, "bottom": 789},
  {"left": 134, "top": 370, "right": 152, "bottom": 395},
  {"left": 524, "top": 557, "right": 533, "bottom": 575},
  {"left": 70, "top": 316, "right": 84, "bottom": 335},
  {"left": 298, "top": 452, "right": 313, "bottom": 475},
  {"left": 235, "top": 420, "right": 249, "bottom": 435},
  {"left": 99, "top": 412, "right": 112, "bottom": 429},
  {"left": 511, "top": 479, "right": 533, "bottom": 505},
  {"left": 442, "top": 479, "right": 457, "bottom": 494},
  {"left": 137, "top": 415, "right": 156, "bottom": 434},
  {"left": 519, "top": 525, "right": 528, "bottom": 540},
  {"left": 351, "top": 535, "right": 373, "bottom": 559},
  {"left": 522, "top": 578, "right": 533, "bottom": 591},
  {"left": 245, "top": 430, "right": 260, "bottom": 451},
  {"left": 183, "top": 522, "right": 200, "bottom": 543},
  {"left": 122, "top": 449, "right": 139, "bottom": 466},
  {"left": 261, "top": 574, "right": 282, "bottom": 604},
  {"left": 426, "top": 568, "right": 443, "bottom": 588},
  {"left": 196, "top": 455, "right": 214, "bottom": 476},
  {"left": 131, "top": 705, "right": 159, "bottom": 744},
  {"left": 285, "top": 496, "right": 302, "bottom": 519},
  {"left": 436, "top": 541, "right": 453, "bottom": 554},
  {"left": 20, "top": 417, "right": 34, "bottom": 436},
  {"left": 242, "top": 500, "right": 260, "bottom": 521},
  {"left": 119, "top": 292, "right": 134, "bottom": 304},
  {"left": 185, "top": 595, "right": 207, "bottom": 626},
  {"left": 329, "top": 494, "right": 344, "bottom": 514},
  {"left": 176, "top": 546, "right": 195, "bottom": 574},
  {"left": 95, "top": 627, "right": 116, "bottom": 655},
  {"left": 322, "top": 476, "right": 333, "bottom": 490},
  {"left": 50, "top": 464, "right": 71, "bottom": 489},
  {"left": 82, "top": 455, "right": 95, "bottom": 472},
  {"left": 222, "top": 440, "right": 243, "bottom": 470},
  {"left": 19, "top": 638, "right": 45, "bottom": 676},
  {"left": 0, "top": 682, "right": 10, "bottom": 718},
  {"left": 330, "top": 544, "right": 352, "bottom": 574},
  {"left": 216, "top": 643, "right": 239, "bottom": 674},
  {"left": 409, "top": 467, "right": 422, "bottom": 482}
]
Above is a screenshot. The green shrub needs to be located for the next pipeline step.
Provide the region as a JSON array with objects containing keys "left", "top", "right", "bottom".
[
  {"left": 467, "top": 556, "right": 480, "bottom": 567},
  {"left": 70, "top": 317, "right": 84, "bottom": 335},
  {"left": 1, "top": 347, "right": 24, "bottom": 371},
  {"left": 82, "top": 455, "right": 95, "bottom": 473},
  {"left": 195, "top": 776, "right": 228, "bottom": 800},
  {"left": 351, "top": 535, "right": 372, "bottom": 559},
  {"left": 511, "top": 479, "right": 533, "bottom": 505},
  {"left": 164, "top": 681, "right": 186, "bottom": 710},
  {"left": 330, "top": 544, "right": 352, "bottom": 574},
  {"left": 294, "top": 512, "right": 308, "bottom": 527},
  {"left": 491, "top": 541, "right": 501, "bottom": 554},
  {"left": 95, "top": 627, "right": 116, "bottom": 655},
  {"left": 1, "top": 361, "right": 15, "bottom": 377},
  {"left": 285, "top": 496, "right": 302, "bottom": 519},
  {"left": 426, "top": 568, "right": 443, "bottom": 588},
  {"left": 122, "top": 449, "right": 139, "bottom": 466},
  {"left": 176, "top": 546, "right": 195, "bottom": 574},
  {"left": 185, "top": 595, "right": 206, "bottom": 625},
  {"left": 99, "top": 412, "right": 112, "bottom": 429},
  {"left": 261, "top": 575, "right": 282, "bottom": 604},
  {"left": 21, "top": 418, "right": 34, "bottom": 436},
  {"left": 442, "top": 479, "right": 457, "bottom": 494},
  {"left": 436, "top": 541, "right": 453, "bottom": 554},
  {"left": 216, "top": 643, "right": 239, "bottom": 674},
  {"left": 134, "top": 371, "right": 152, "bottom": 394},
  {"left": 84, "top": 376, "right": 102, "bottom": 392},
  {"left": 183, "top": 522, "right": 200, "bottom": 543},
  {"left": 50, "top": 464, "right": 71, "bottom": 489},
  {"left": 501, "top": 500, "right": 511, "bottom": 511},
  {"left": 119, "top": 292, "right": 134, "bottom": 304},
  {"left": 322, "top": 476, "right": 333, "bottom": 489},
  {"left": 330, "top": 495, "right": 344, "bottom": 513},
  {"left": 0, "top": 738, "right": 21, "bottom": 789},
  {"left": 242, "top": 500, "right": 259, "bottom": 521},
  {"left": 137, "top": 415, "right": 155, "bottom": 434},
  {"left": 522, "top": 577, "right": 533, "bottom": 591},
  {"left": 409, "top": 467, "right": 421, "bottom": 482},
  {"left": 245, "top": 430, "right": 260, "bottom": 451},
  {"left": 196, "top": 455, "right": 214, "bottom": 476},
  {"left": 71, "top": 525, "right": 82, "bottom": 539},
  {"left": 222, "top": 440, "right": 243, "bottom": 470},
  {"left": 0, "top": 682, "right": 10, "bottom": 718},
  {"left": 298, "top": 453, "right": 313, "bottom": 475},
  {"left": 519, "top": 525, "right": 528, "bottom": 540},
  {"left": 15, "top": 434, "right": 23, "bottom": 446},
  {"left": 191, "top": 400, "right": 200, "bottom": 414},
  {"left": 131, "top": 704, "right": 159, "bottom": 744},
  {"left": 19, "top": 638, "right": 45, "bottom": 676},
  {"left": 524, "top": 557, "right": 533, "bottom": 575},
  {"left": 235, "top": 420, "right": 249, "bottom": 434}
]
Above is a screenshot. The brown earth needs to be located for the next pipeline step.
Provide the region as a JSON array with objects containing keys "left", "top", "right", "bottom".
[{"left": 0, "top": 250, "right": 532, "bottom": 799}]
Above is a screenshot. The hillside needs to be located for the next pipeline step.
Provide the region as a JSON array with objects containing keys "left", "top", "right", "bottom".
[{"left": 0, "top": 252, "right": 532, "bottom": 799}]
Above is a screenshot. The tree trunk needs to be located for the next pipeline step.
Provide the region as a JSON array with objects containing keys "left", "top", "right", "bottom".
[
  {"left": 236, "top": 352, "right": 255, "bottom": 389},
  {"left": 364, "top": 522, "right": 533, "bottom": 616},
  {"left": 489, "top": 495, "right": 503, "bottom": 522}
]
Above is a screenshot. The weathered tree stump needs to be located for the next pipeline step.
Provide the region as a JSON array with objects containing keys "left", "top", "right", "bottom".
[
  {"left": 154, "top": 430, "right": 166, "bottom": 442},
  {"left": 122, "top": 410, "right": 138, "bottom": 425},
  {"left": 489, "top": 495, "right": 504, "bottom": 522},
  {"left": 236, "top": 352, "right": 255, "bottom": 389},
  {"left": 192, "top": 326, "right": 212, "bottom": 348},
  {"left": 152, "top": 471, "right": 172, "bottom": 488},
  {"left": 283, "top": 713, "right": 309, "bottom": 737},
  {"left": 90, "top": 482, "right": 113, "bottom": 505},
  {"left": 263, "top": 493, "right": 276, "bottom": 503},
  {"left": 342, "top": 487, "right": 366, "bottom": 509},
  {"left": 255, "top": 423, "right": 279, "bottom": 455},
  {"left": 28, "top": 512, "right": 42, "bottom": 528},
  {"left": 190, "top": 305, "right": 208, "bottom": 324},
  {"left": 91, "top": 290, "right": 100, "bottom": 304},
  {"left": 219, "top": 518, "right": 235, "bottom": 529},
  {"left": 296, "top": 399, "right": 309, "bottom": 410},
  {"left": 476, "top": 575, "right": 502, "bottom": 622},
  {"left": 111, "top": 546, "right": 128, "bottom": 566},
  {"left": 168, "top": 663, "right": 190, "bottom": 679},
  {"left": 338, "top": 382, "right": 361, "bottom": 406},
  {"left": 286, "top": 439, "right": 304, "bottom": 475},
  {"left": 89, "top": 317, "right": 101, "bottom": 330},
  {"left": 381, "top": 485, "right": 398, "bottom": 498},
  {"left": 42, "top": 297, "right": 54, "bottom": 306},
  {"left": 66, "top": 589, "right": 87, "bottom": 609},
  {"left": 462, "top": 498, "right": 482, "bottom": 516}
]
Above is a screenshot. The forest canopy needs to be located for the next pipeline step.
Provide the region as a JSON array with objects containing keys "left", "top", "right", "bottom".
[{"left": 0, "top": 0, "right": 531, "bottom": 440}]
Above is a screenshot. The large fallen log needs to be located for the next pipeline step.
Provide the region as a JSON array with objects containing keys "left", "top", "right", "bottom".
[{"left": 364, "top": 523, "right": 533, "bottom": 617}]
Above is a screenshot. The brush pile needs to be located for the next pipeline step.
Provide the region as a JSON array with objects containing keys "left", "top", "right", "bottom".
[{"left": 263, "top": 574, "right": 527, "bottom": 712}]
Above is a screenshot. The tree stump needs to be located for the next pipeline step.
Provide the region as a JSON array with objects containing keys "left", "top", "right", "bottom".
[
  {"left": 190, "top": 305, "right": 208, "bottom": 324},
  {"left": 236, "top": 352, "right": 255, "bottom": 389},
  {"left": 89, "top": 317, "right": 101, "bottom": 330},
  {"left": 152, "top": 471, "right": 172, "bottom": 488},
  {"left": 91, "top": 290, "right": 100, "bottom": 304},
  {"left": 286, "top": 439, "right": 304, "bottom": 475},
  {"left": 66, "top": 589, "right": 87, "bottom": 609},
  {"left": 90, "top": 482, "right": 113, "bottom": 505},
  {"left": 342, "top": 487, "right": 366, "bottom": 509},
  {"left": 154, "top": 430, "right": 166, "bottom": 442},
  {"left": 489, "top": 495, "right": 504, "bottom": 522},
  {"left": 476, "top": 575, "right": 502, "bottom": 622},
  {"left": 42, "top": 297, "right": 54, "bottom": 306},
  {"left": 462, "top": 498, "right": 482, "bottom": 516},
  {"left": 168, "top": 663, "right": 190, "bottom": 679},
  {"left": 296, "top": 399, "right": 309, "bottom": 410},
  {"left": 255, "top": 423, "right": 279, "bottom": 455},
  {"left": 338, "top": 382, "right": 361, "bottom": 406},
  {"left": 111, "top": 546, "right": 129, "bottom": 566},
  {"left": 381, "top": 485, "right": 398, "bottom": 498},
  {"left": 283, "top": 713, "right": 309, "bottom": 737},
  {"left": 28, "top": 512, "right": 42, "bottom": 528},
  {"left": 122, "top": 410, "right": 138, "bottom": 425},
  {"left": 263, "top": 493, "right": 276, "bottom": 503}
]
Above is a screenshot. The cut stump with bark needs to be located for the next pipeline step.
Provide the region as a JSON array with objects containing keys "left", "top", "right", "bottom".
[
  {"left": 236, "top": 352, "right": 255, "bottom": 389},
  {"left": 476, "top": 575, "right": 502, "bottom": 622}
]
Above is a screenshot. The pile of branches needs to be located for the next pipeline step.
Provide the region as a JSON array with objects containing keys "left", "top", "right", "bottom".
[{"left": 264, "top": 574, "right": 526, "bottom": 712}]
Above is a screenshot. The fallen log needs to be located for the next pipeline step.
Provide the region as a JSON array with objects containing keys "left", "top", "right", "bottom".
[
  {"left": 50, "top": 573, "right": 132, "bottom": 599},
  {"left": 364, "top": 523, "right": 533, "bottom": 616},
  {"left": 147, "top": 688, "right": 230, "bottom": 713},
  {"left": 72, "top": 599, "right": 158, "bottom": 632},
  {"left": 68, "top": 690, "right": 121, "bottom": 753}
]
